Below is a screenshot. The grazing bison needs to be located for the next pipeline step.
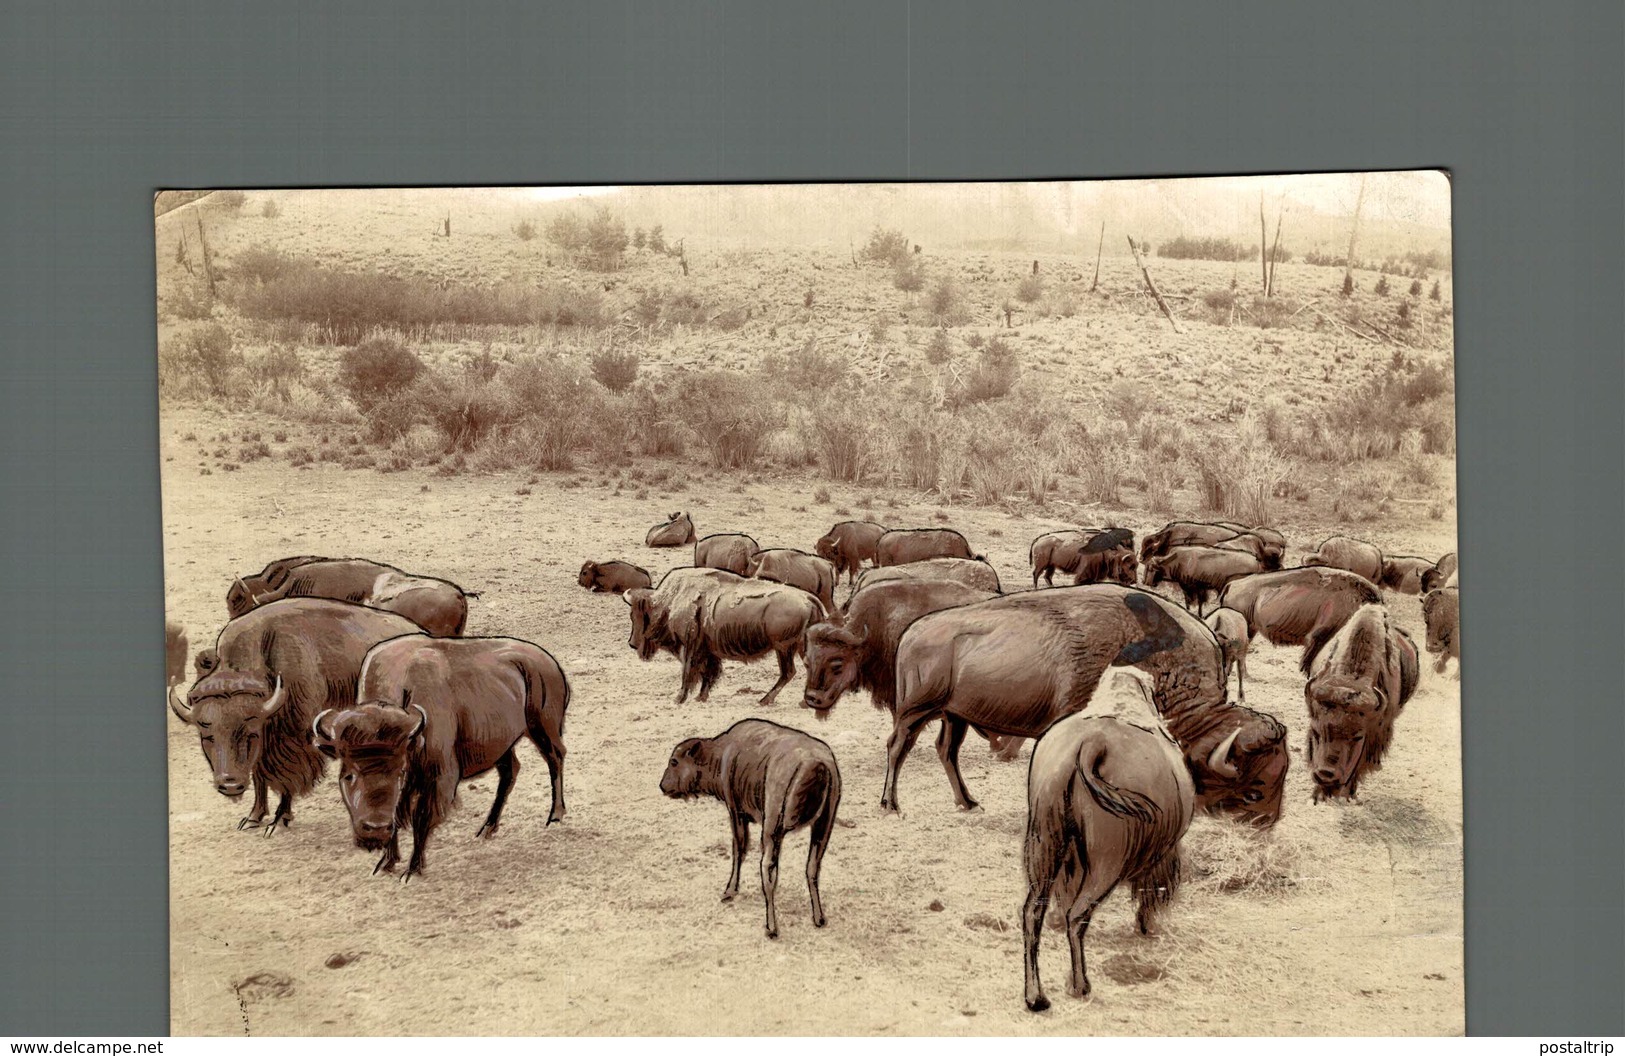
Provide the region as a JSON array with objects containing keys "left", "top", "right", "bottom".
[
  {"left": 646, "top": 511, "right": 697, "bottom": 548},
  {"left": 694, "top": 533, "right": 761, "bottom": 576},
  {"left": 1303, "top": 605, "right": 1420, "bottom": 801},
  {"left": 886, "top": 585, "right": 1288, "bottom": 825},
  {"left": 226, "top": 557, "right": 472, "bottom": 637},
  {"left": 1212, "top": 532, "right": 1282, "bottom": 570},
  {"left": 165, "top": 620, "right": 189, "bottom": 687},
  {"left": 578, "top": 559, "right": 653, "bottom": 595},
  {"left": 1420, "top": 552, "right": 1459, "bottom": 594},
  {"left": 747, "top": 547, "right": 838, "bottom": 613},
  {"left": 875, "top": 527, "right": 976, "bottom": 566},
  {"left": 813, "top": 520, "right": 889, "bottom": 584},
  {"left": 1380, "top": 555, "right": 1436, "bottom": 595},
  {"left": 1422, "top": 585, "right": 1460, "bottom": 674},
  {"left": 1303, "top": 535, "right": 1385, "bottom": 585},
  {"left": 1021, "top": 670, "right": 1194, "bottom": 1011},
  {"left": 168, "top": 598, "right": 420, "bottom": 833},
  {"left": 1142, "top": 546, "right": 1263, "bottom": 615},
  {"left": 660, "top": 719, "right": 841, "bottom": 939},
  {"left": 625, "top": 568, "right": 824, "bottom": 706},
  {"left": 313, "top": 634, "right": 569, "bottom": 881},
  {"left": 1029, "top": 528, "right": 1136, "bottom": 588},
  {"left": 1204, "top": 607, "right": 1251, "bottom": 702},
  {"left": 1217, "top": 566, "right": 1383, "bottom": 671},
  {"left": 853, "top": 557, "right": 1002, "bottom": 597},
  {"left": 1143, "top": 521, "right": 1283, "bottom": 570}
]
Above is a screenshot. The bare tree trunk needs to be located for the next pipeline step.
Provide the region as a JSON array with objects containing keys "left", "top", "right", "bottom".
[
  {"left": 1090, "top": 220, "right": 1105, "bottom": 291},
  {"left": 1343, "top": 173, "right": 1368, "bottom": 296},
  {"left": 1127, "top": 236, "right": 1181, "bottom": 333},
  {"left": 1259, "top": 194, "right": 1269, "bottom": 295},
  {"left": 195, "top": 214, "right": 216, "bottom": 298},
  {"left": 444, "top": 214, "right": 451, "bottom": 238},
  {"left": 1267, "top": 201, "right": 1285, "bottom": 297}
]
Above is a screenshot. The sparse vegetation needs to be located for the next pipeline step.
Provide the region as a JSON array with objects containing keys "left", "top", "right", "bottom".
[{"left": 589, "top": 349, "right": 640, "bottom": 392}]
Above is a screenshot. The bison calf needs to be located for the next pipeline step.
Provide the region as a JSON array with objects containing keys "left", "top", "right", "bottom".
[
  {"left": 578, "top": 559, "right": 652, "bottom": 595},
  {"left": 660, "top": 719, "right": 841, "bottom": 939},
  {"left": 1203, "top": 606, "right": 1251, "bottom": 702}
]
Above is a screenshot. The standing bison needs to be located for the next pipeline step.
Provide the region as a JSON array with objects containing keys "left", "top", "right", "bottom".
[
  {"left": 875, "top": 527, "right": 976, "bottom": 566},
  {"left": 1142, "top": 521, "right": 1283, "bottom": 571},
  {"left": 853, "top": 557, "right": 1002, "bottom": 597},
  {"left": 1204, "top": 607, "right": 1251, "bottom": 702},
  {"left": 1422, "top": 585, "right": 1460, "bottom": 674},
  {"left": 313, "top": 634, "right": 569, "bottom": 881},
  {"left": 746, "top": 547, "right": 838, "bottom": 612},
  {"left": 694, "top": 533, "right": 760, "bottom": 575},
  {"left": 1303, "top": 605, "right": 1420, "bottom": 801},
  {"left": 646, "top": 511, "right": 697, "bottom": 547},
  {"left": 169, "top": 597, "right": 420, "bottom": 833},
  {"left": 1217, "top": 566, "right": 1383, "bottom": 671},
  {"left": 1029, "top": 528, "right": 1136, "bottom": 588},
  {"left": 1303, "top": 535, "right": 1385, "bottom": 585},
  {"left": 226, "top": 557, "right": 473, "bottom": 637},
  {"left": 164, "top": 619, "right": 189, "bottom": 687},
  {"left": 1142, "top": 545, "right": 1262, "bottom": 615},
  {"left": 813, "top": 520, "right": 888, "bottom": 584},
  {"left": 578, "top": 559, "right": 653, "bottom": 595}
]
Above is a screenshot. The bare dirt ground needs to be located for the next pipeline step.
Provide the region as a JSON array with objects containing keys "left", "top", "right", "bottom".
[{"left": 163, "top": 406, "right": 1462, "bottom": 1036}]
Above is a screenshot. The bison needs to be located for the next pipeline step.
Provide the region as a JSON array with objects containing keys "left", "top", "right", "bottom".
[
  {"left": 1021, "top": 670, "right": 1194, "bottom": 1011},
  {"left": 875, "top": 527, "right": 976, "bottom": 566},
  {"left": 1420, "top": 552, "right": 1459, "bottom": 594},
  {"left": 646, "top": 511, "right": 697, "bottom": 547},
  {"left": 168, "top": 597, "right": 421, "bottom": 833},
  {"left": 1303, "top": 605, "right": 1420, "bottom": 801},
  {"left": 1422, "top": 585, "right": 1460, "bottom": 674},
  {"left": 852, "top": 556, "right": 1002, "bottom": 597},
  {"left": 1216, "top": 566, "right": 1384, "bottom": 672},
  {"left": 885, "top": 585, "right": 1288, "bottom": 826},
  {"left": 694, "top": 533, "right": 761, "bottom": 575},
  {"left": 1142, "top": 545, "right": 1263, "bottom": 615},
  {"left": 813, "top": 520, "right": 889, "bottom": 584},
  {"left": 226, "top": 557, "right": 473, "bottom": 637},
  {"left": 578, "top": 559, "right": 653, "bottom": 595},
  {"left": 660, "top": 719, "right": 841, "bottom": 939},
  {"left": 1029, "top": 528, "right": 1136, "bottom": 588},
  {"left": 1203, "top": 607, "right": 1251, "bottom": 702},
  {"left": 1142, "top": 521, "right": 1283, "bottom": 571},
  {"left": 1303, "top": 535, "right": 1385, "bottom": 585},
  {"left": 625, "top": 568, "right": 824, "bottom": 706},
  {"left": 746, "top": 547, "right": 838, "bottom": 612},
  {"left": 1380, "top": 555, "right": 1436, "bottom": 595},
  {"left": 312, "top": 634, "right": 569, "bottom": 881},
  {"left": 165, "top": 619, "right": 189, "bottom": 687}
]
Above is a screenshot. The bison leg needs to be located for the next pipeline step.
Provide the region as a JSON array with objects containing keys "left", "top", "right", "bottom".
[
  {"left": 260, "top": 791, "right": 293, "bottom": 838},
  {"left": 1236, "top": 649, "right": 1248, "bottom": 702},
  {"left": 1021, "top": 822, "right": 1067, "bottom": 1012},
  {"left": 879, "top": 717, "right": 928, "bottom": 814},
  {"left": 476, "top": 750, "right": 518, "bottom": 838},
  {"left": 696, "top": 652, "right": 723, "bottom": 702},
  {"left": 675, "top": 643, "right": 702, "bottom": 704},
  {"left": 934, "top": 717, "right": 980, "bottom": 812},
  {"left": 759, "top": 644, "right": 797, "bottom": 707},
  {"left": 759, "top": 823, "right": 784, "bottom": 939},
  {"left": 237, "top": 781, "right": 270, "bottom": 831},
  {"left": 806, "top": 798, "right": 834, "bottom": 929},
  {"left": 402, "top": 779, "right": 449, "bottom": 884},
  {"left": 1064, "top": 888, "right": 1109, "bottom": 999},
  {"left": 723, "top": 810, "right": 750, "bottom": 902}
]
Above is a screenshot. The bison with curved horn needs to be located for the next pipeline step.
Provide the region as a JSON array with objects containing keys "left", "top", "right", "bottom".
[
  {"left": 1216, "top": 566, "right": 1383, "bottom": 672},
  {"left": 226, "top": 556, "right": 474, "bottom": 637},
  {"left": 852, "top": 556, "right": 1002, "bottom": 597},
  {"left": 1303, "top": 604, "right": 1420, "bottom": 802},
  {"left": 874, "top": 527, "right": 977, "bottom": 566},
  {"left": 646, "top": 511, "right": 697, "bottom": 548},
  {"left": 1303, "top": 535, "right": 1385, "bottom": 585},
  {"left": 814, "top": 520, "right": 889, "bottom": 584},
  {"left": 746, "top": 547, "right": 838, "bottom": 613},
  {"left": 169, "top": 597, "right": 421, "bottom": 834},
  {"left": 1029, "top": 527, "right": 1136, "bottom": 588},
  {"left": 694, "top": 533, "right": 760, "bottom": 576}
]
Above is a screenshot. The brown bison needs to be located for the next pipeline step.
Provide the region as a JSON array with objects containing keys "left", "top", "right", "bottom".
[
  {"left": 660, "top": 719, "right": 841, "bottom": 939},
  {"left": 1143, "top": 521, "right": 1283, "bottom": 570},
  {"left": 1021, "top": 671, "right": 1194, "bottom": 1011},
  {"left": 1216, "top": 566, "right": 1384, "bottom": 671},
  {"left": 747, "top": 547, "right": 838, "bottom": 612},
  {"left": 1303, "top": 605, "right": 1420, "bottom": 801},
  {"left": 226, "top": 557, "right": 473, "bottom": 637},
  {"left": 1029, "top": 528, "right": 1136, "bottom": 588},
  {"left": 1203, "top": 607, "right": 1251, "bottom": 702},
  {"left": 1380, "top": 555, "right": 1436, "bottom": 594},
  {"left": 1142, "top": 545, "right": 1263, "bottom": 615},
  {"left": 875, "top": 527, "right": 976, "bottom": 566},
  {"left": 1420, "top": 552, "right": 1458, "bottom": 594},
  {"left": 578, "top": 559, "right": 653, "bottom": 595},
  {"left": 1303, "top": 535, "right": 1385, "bottom": 585},
  {"left": 1422, "top": 585, "right": 1460, "bottom": 674},
  {"left": 646, "top": 511, "right": 697, "bottom": 547},
  {"left": 813, "top": 520, "right": 889, "bottom": 584},
  {"left": 853, "top": 557, "right": 1002, "bottom": 597},
  {"left": 886, "top": 585, "right": 1289, "bottom": 825},
  {"left": 164, "top": 619, "right": 189, "bottom": 687},
  {"left": 313, "top": 634, "right": 569, "bottom": 881},
  {"left": 694, "top": 533, "right": 760, "bottom": 575},
  {"left": 625, "top": 568, "right": 824, "bottom": 706},
  {"left": 169, "top": 598, "right": 420, "bottom": 833}
]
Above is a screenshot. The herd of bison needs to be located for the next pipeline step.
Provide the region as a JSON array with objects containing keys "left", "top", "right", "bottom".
[{"left": 164, "top": 512, "right": 1460, "bottom": 1013}]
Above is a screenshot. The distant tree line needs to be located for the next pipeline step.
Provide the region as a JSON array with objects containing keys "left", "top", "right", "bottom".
[{"left": 1157, "top": 235, "right": 1292, "bottom": 264}]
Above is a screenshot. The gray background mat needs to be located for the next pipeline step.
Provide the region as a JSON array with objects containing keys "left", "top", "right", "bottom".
[{"left": 1, "top": 0, "right": 1620, "bottom": 1037}]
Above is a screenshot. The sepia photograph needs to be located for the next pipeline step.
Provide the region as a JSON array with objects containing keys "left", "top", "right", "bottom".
[{"left": 154, "top": 174, "right": 1462, "bottom": 1036}]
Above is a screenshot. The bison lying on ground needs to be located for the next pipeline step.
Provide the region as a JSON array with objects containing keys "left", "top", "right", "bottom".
[
  {"left": 313, "top": 634, "right": 569, "bottom": 881},
  {"left": 1203, "top": 607, "right": 1250, "bottom": 702},
  {"left": 170, "top": 598, "right": 420, "bottom": 833},
  {"left": 227, "top": 557, "right": 473, "bottom": 637},
  {"left": 694, "top": 533, "right": 760, "bottom": 576},
  {"left": 747, "top": 547, "right": 837, "bottom": 612},
  {"left": 646, "top": 511, "right": 697, "bottom": 547},
  {"left": 1422, "top": 585, "right": 1460, "bottom": 674},
  {"left": 1303, "top": 604, "right": 1420, "bottom": 802},
  {"left": 814, "top": 520, "right": 888, "bottom": 584},
  {"left": 660, "top": 719, "right": 841, "bottom": 939},
  {"left": 1217, "top": 566, "right": 1383, "bottom": 672},
  {"left": 625, "top": 568, "right": 824, "bottom": 706},
  {"left": 1380, "top": 555, "right": 1436, "bottom": 594},
  {"left": 578, "top": 559, "right": 653, "bottom": 595},
  {"left": 875, "top": 527, "right": 976, "bottom": 566},
  {"left": 165, "top": 620, "right": 189, "bottom": 687},
  {"left": 1142, "top": 545, "right": 1262, "bottom": 615},
  {"left": 1029, "top": 528, "right": 1136, "bottom": 588},
  {"left": 1303, "top": 535, "right": 1385, "bottom": 585},
  {"left": 1420, "top": 552, "right": 1458, "bottom": 594},
  {"left": 1021, "top": 670, "right": 1194, "bottom": 1011},
  {"left": 853, "top": 556, "right": 1002, "bottom": 597}
]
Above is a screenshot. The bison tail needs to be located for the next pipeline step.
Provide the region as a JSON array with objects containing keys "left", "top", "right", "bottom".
[
  {"left": 463, "top": 589, "right": 483, "bottom": 599},
  {"left": 1077, "top": 745, "right": 1159, "bottom": 824}
]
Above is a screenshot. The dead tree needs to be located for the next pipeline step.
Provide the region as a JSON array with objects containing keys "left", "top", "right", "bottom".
[
  {"left": 195, "top": 214, "right": 216, "bottom": 298},
  {"left": 1342, "top": 173, "right": 1368, "bottom": 297},
  {"left": 1128, "top": 236, "right": 1181, "bottom": 333},
  {"left": 1259, "top": 194, "right": 1269, "bottom": 295},
  {"left": 1090, "top": 220, "right": 1105, "bottom": 292},
  {"left": 1266, "top": 200, "right": 1285, "bottom": 297}
]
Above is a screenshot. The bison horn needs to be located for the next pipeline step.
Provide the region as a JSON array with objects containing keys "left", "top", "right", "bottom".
[
  {"left": 168, "top": 684, "right": 194, "bottom": 723},
  {"left": 1207, "top": 727, "right": 1243, "bottom": 780},
  {"left": 406, "top": 703, "right": 428, "bottom": 740},
  {"left": 257, "top": 675, "right": 287, "bottom": 718},
  {"left": 311, "top": 708, "right": 337, "bottom": 745}
]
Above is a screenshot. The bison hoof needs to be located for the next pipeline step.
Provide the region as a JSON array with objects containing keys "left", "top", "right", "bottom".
[
  {"left": 547, "top": 811, "right": 565, "bottom": 825},
  {"left": 237, "top": 816, "right": 265, "bottom": 831},
  {"left": 373, "top": 857, "right": 397, "bottom": 876},
  {"left": 958, "top": 801, "right": 983, "bottom": 814},
  {"left": 720, "top": 890, "right": 737, "bottom": 903},
  {"left": 476, "top": 823, "right": 499, "bottom": 839},
  {"left": 765, "top": 928, "right": 779, "bottom": 940},
  {"left": 400, "top": 871, "right": 417, "bottom": 886},
  {"left": 1025, "top": 994, "right": 1051, "bottom": 1013},
  {"left": 261, "top": 815, "right": 289, "bottom": 838},
  {"left": 813, "top": 914, "right": 827, "bottom": 928}
]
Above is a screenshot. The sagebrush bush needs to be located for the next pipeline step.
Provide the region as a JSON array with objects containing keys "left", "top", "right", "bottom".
[
  {"left": 338, "top": 337, "right": 424, "bottom": 412},
  {"left": 1102, "top": 378, "right": 1150, "bottom": 428},
  {"left": 861, "top": 227, "right": 911, "bottom": 268},
  {"left": 926, "top": 276, "right": 969, "bottom": 326},
  {"left": 924, "top": 328, "right": 952, "bottom": 366},
  {"left": 1015, "top": 274, "right": 1044, "bottom": 304},
  {"left": 810, "top": 399, "right": 879, "bottom": 483},
  {"left": 413, "top": 371, "right": 519, "bottom": 451},
  {"left": 260, "top": 198, "right": 281, "bottom": 219},
  {"left": 760, "top": 339, "right": 851, "bottom": 399},
  {"left": 165, "top": 281, "right": 214, "bottom": 321},
  {"left": 673, "top": 371, "right": 776, "bottom": 469},
  {"left": 514, "top": 219, "right": 536, "bottom": 242},
  {"left": 590, "top": 349, "right": 639, "bottom": 392},
  {"left": 213, "top": 190, "right": 247, "bottom": 211},
  {"left": 164, "top": 323, "right": 241, "bottom": 396},
  {"left": 951, "top": 338, "right": 1019, "bottom": 406}
]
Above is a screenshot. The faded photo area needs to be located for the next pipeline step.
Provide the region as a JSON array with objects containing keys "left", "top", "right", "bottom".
[{"left": 156, "top": 174, "right": 1461, "bottom": 1036}]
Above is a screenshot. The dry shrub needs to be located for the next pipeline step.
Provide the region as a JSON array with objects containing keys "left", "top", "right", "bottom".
[
  {"left": 673, "top": 371, "right": 776, "bottom": 469},
  {"left": 1191, "top": 417, "right": 1290, "bottom": 525},
  {"left": 1074, "top": 420, "right": 1133, "bottom": 505},
  {"left": 1140, "top": 452, "right": 1181, "bottom": 515},
  {"left": 412, "top": 371, "right": 519, "bottom": 452},
  {"left": 1330, "top": 463, "right": 1399, "bottom": 522},
  {"left": 810, "top": 399, "right": 880, "bottom": 483},
  {"left": 884, "top": 404, "right": 948, "bottom": 492},
  {"left": 1102, "top": 378, "right": 1151, "bottom": 428}
]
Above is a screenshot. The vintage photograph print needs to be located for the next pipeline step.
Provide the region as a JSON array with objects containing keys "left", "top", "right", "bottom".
[{"left": 156, "top": 175, "right": 1461, "bottom": 1035}]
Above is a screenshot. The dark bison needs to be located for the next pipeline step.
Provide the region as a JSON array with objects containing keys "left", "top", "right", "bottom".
[
  {"left": 813, "top": 520, "right": 888, "bottom": 584},
  {"left": 1021, "top": 672, "right": 1194, "bottom": 1011},
  {"left": 625, "top": 568, "right": 824, "bottom": 706},
  {"left": 1303, "top": 605, "right": 1420, "bottom": 801},
  {"left": 853, "top": 557, "right": 1002, "bottom": 597},
  {"left": 1422, "top": 585, "right": 1460, "bottom": 674},
  {"left": 747, "top": 547, "right": 838, "bottom": 612},
  {"left": 1203, "top": 607, "right": 1251, "bottom": 702},
  {"left": 165, "top": 620, "right": 189, "bottom": 687},
  {"left": 578, "top": 559, "right": 653, "bottom": 595},
  {"left": 694, "top": 533, "right": 760, "bottom": 576},
  {"left": 1142, "top": 545, "right": 1263, "bottom": 615},
  {"left": 169, "top": 597, "right": 420, "bottom": 833},
  {"left": 1142, "top": 521, "right": 1283, "bottom": 570},
  {"left": 660, "top": 719, "right": 840, "bottom": 939},
  {"left": 801, "top": 579, "right": 1020, "bottom": 761},
  {"left": 1029, "top": 528, "right": 1136, "bottom": 588},
  {"left": 1380, "top": 555, "right": 1436, "bottom": 595},
  {"left": 1303, "top": 535, "right": 1385, "bottom": 585},
  {"left": 226, "top": 557, "right": 472, "bottom": 637},
  {"left": 313, "top": 634, "right": 569, "bottom": 881},
  {"left": 885, "top": 585, "right": 1288, "bottom": 826},
  {"left": 875, "top": 527, "right": 976, "bottom": 566},
  {"left": 1217, "top": 566, "right": 1383, "bottom": 672},
  {"left": 646, "top": 511, "right": 697, "bottom": 547},
  {"left": 1420, "top": 552, "right": 1459, "bottom": 594}
]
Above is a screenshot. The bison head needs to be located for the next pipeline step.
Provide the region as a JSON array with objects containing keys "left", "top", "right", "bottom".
[
  {"left": 802, "top": 621, "right": 863, "bottom": 718},
  {"left": 1194, "top": 714, "right": 1289, "bottom": 826},
  {"left": 1141, "top": 555, "right": 1167, "bottom": 588},
  {"left": 311, "top": 703, "right": 427, "bottom": 849},
  {"left": 1422, "top": 589, "right": 1457, "bottom": 655},
  {"left": 623, "top": 587, "right": 664, "bottom": 661},
  {"left": 1304, "top": 675, "right": 1386, "bottom": 801},
  {"left": 813, "top": 534, "right": 839, "bottom": 565},
  {"left": 169, "top": 670, "right": 290, "bottom": 798},
  {"left": 578, "top": 561, "right": 600, "bottom": 590},
  {"left": 224, "top": 575, "right": 267, "bottom": 619},
  {"left": 659, "top": 737, "right": 709, "bottom": 799},
  {"left": 1110, "top": 550, "right": 1138, "bottom": 586}
]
